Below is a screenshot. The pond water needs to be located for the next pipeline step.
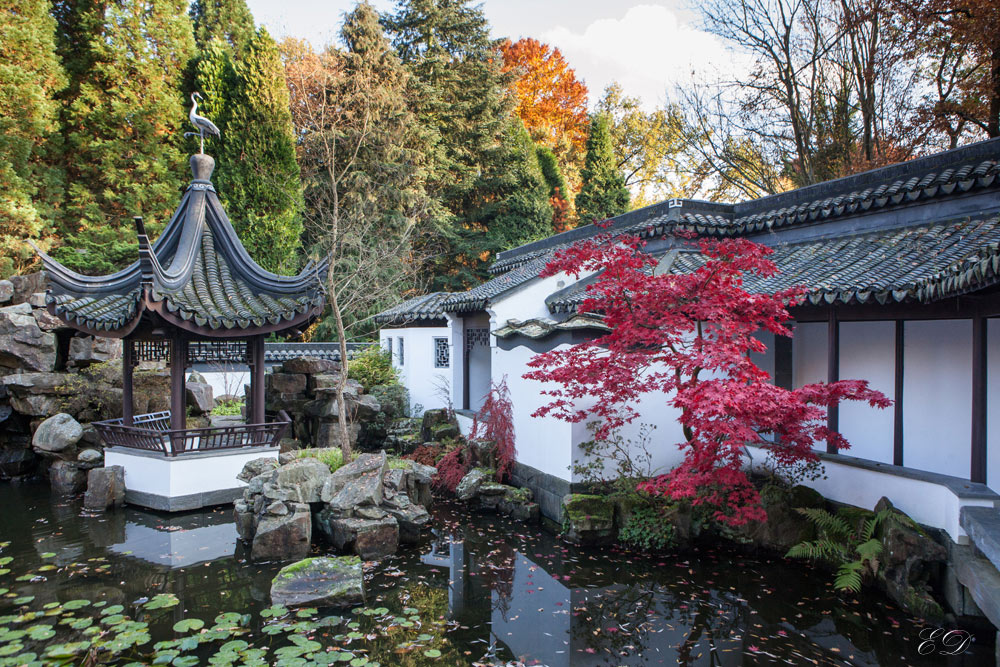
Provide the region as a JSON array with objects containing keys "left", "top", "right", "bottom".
[{"left": 0, "top": 483, "right": 992, "bottom": 666}]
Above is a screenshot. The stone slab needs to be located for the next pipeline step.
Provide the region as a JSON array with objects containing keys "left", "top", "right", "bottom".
[
  {"left": 951, "top": 543, "right": 1000, "bottom": 630},
  {"left": 961, "top": 506, "right": 1000, "bottom": 571},
  {"left": 124, "top": 487, "right": 243, "bottom": 512}
]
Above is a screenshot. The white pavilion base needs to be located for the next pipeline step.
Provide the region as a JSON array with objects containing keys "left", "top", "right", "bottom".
[{"left": 104, "top": 445, "right": 278, "bottom": 512}]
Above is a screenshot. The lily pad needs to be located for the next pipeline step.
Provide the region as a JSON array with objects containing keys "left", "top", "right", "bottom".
[{"left": 172, "top": 618, "right": 204, "bottom": 633}]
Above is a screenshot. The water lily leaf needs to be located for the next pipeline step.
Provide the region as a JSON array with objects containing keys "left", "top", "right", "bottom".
[
  {"left": 173, "top": 654, "right": 200, "bottom": 666},
  {"left": 12, "top": 597, "right": 32, "bottom": 605},
  {"left": 99, "top": 604, "right": 123, "bottom": 616},
  {"left": 100, "top": 614, "right": 125, "bottom": 626},
  {"left": 219, "top": 640, "right": 248, "bottom": 653},
  {"left": 295, "top": 608, "right": 317, "bottom": 618},
  {"left": 423, "top": 649, "right": 441, "bottom": 658},
  {"left": 26, "top": 625, "right": 54, "bottom": 640},
  {"left": 260, "top": 605, "right": 287, "bottom": 619},
  {"left": 373, "top": 607, "right": 388, "bottom": 615},
  {"left": 40, "top": 553, "right": 55, "bottom": 559},
  {"left": 152, "top": 649, "right": 179, "bottom": 664},
  {"left": 43, "top": 641, "right": 91, "bottom": 657},
  {"left": 69, "top": 617, "right": 92, "bottom": 630},
  {"left": 0, "top": 558, "right": 11, "bottom": 566},
  {"left": 350, "top": 658, "right": 370, "bottom": 666},
  {"left": 214, "top": 612, "right": 242, "bottom": 626},
  {"left": 172, "top": 618, "right": 204, "bottom": 633},
  {"left": 63, "top": 600, "right": 90, "bottom": 610},
  {"left": 145, "top": 594, "right": 179, "bottom": 610},
  {"left": 0, "top": 644, "right": 21, "bottom": 658}
]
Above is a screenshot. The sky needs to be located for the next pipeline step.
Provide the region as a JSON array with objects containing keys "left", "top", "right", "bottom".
[{"left": 245, "top": 0, "right": 742, "bottom": 110}]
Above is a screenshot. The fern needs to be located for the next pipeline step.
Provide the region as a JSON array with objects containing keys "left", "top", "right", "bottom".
[{"left": 789, "top": 504, "right": 912, "bottom": 594}]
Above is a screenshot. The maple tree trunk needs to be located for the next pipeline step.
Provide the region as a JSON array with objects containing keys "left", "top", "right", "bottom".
[{"left": 330, "top": 286, "right": 351, "bottom": 459}]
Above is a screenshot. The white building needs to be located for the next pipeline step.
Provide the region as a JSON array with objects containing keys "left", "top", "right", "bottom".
[{"left": 378, "top": 139, "right": 1000, "bottom": 557}]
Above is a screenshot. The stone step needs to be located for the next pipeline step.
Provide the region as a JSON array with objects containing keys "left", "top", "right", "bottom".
[{"left": 960, "top": 506, "right": 1000, "bottom": 571}]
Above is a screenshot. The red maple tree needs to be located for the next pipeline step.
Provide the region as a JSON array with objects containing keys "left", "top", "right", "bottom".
[{"left": 525, "top": 230, "right": 891, "bottom": 526}]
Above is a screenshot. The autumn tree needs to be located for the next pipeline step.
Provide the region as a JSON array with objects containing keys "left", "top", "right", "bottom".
[
  {"left": 0, "top": 0, "right": 65, "bottom": 277},
  {"left": 526, "top": 231, "right": 889, "bottom": 525},
  {"left": 500, "top": 37, "right": 588, "bottom": 192},
  {"left": 575, "top": 113, "right": 629, "bottom": 224},
  {"left": 52, "top": 0, "right": 195, "bottom": 275},
  {"left": 596, "top": 82, "right": 693, "bottom": 206}
]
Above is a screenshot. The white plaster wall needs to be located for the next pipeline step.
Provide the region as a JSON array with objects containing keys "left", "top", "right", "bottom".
[
  {"left": 986, "top": 318, "right": 1000, "bottom": 493},
  {"left": 494, "top": 344, "right": 574, "bottom": 481},
  {"left": 745, "top": 445, "right": 990, "bottom": 543},
  {"left": 381, "top": 326, "right": 451, "bottom": 416},
  {"left": 751, "top": 331, "right": 775, "bottom": 380},
  {"left": 194, "top": 368, "right": 248, "bottom": 400},
  {"left": 464, "top": 313, "right": 492, "bottom": 412},
  {"left": 837, "top": 321, "right": 895, "bottom": 464},
  {"left": 792, "top": 322, "right": 828, "bottom": 388},
  {"left": 105, "top": 448, "right": 278, "bottom": 500},
  {"left": 903, "top": 319, "right": 972, "bottom": 479}
]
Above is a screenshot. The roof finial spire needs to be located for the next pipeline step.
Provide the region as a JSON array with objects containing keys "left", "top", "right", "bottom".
[{"left": 184, "top": 92, "right": 221, "bottom": 155}]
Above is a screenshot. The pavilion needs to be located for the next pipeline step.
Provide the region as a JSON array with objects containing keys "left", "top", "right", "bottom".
[{"left": 33, "top": 152, "right": 328, "bottom": 510}]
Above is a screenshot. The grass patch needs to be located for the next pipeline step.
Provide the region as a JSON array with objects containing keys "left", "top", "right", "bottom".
[{"left": 297, "top": 448, "right": 349, "bottom": 472}]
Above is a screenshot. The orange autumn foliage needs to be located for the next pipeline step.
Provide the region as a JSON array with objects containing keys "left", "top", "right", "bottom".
[{"left": 500, "top": 38, "right": 589, "bottom": 153}]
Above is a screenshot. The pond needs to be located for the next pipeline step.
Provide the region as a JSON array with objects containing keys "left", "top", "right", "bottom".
[{"left": 0, "top": 484, "right": 991, "bottom": 666}]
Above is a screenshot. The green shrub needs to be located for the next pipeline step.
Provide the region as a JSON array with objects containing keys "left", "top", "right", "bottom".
[
  {"left": 369, "top": 384, "right": 409, "bottom": 419},
  {"left": 211, "top": 399, "right": 244, "bottom": 416},
  {"left": 347, "top": 347, "right": 398, "bottom": 390},
  {"left": 618, "top": 505, "right": 676, "bottom": 552}
]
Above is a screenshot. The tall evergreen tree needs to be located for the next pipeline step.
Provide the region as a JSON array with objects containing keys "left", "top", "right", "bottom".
[
  {"left": 575, "top": 113, "right": 629, "bottom": 225},
  {"left": 193, "top": 29, "right": 303, "bottom": 274},
  {"left": 190, "top": 0, "right": 255, "bottom": 51},
  {"left": 52, "top": 0, "right": 194, "bottom": 275},
  {"left": 0, "top": 0, "right": 66, "bottom": 277},
  {"left": 470, "top": 119, "right": 553, "bottom": 251},
  {"left": 384, "top": 0, "right": 517, "bottom": 290}
]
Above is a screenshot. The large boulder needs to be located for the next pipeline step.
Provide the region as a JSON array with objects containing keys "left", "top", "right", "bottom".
[
  {"left": 185, "top": 381, "right": 214, "bottom": 415},
  {"left": 0, "top": 303, "right": 57, "bottom": 374},
  {"left": 49, "top": 460, "right": 86, "bottom": 495},
  {"left": 308, "top": 374, "right": 361, "bottom": 396},
  {"left": 32, "top": 413, "right": 83, "bottom": 460},
  {"left": 875, "top": 497, "right": 947, "bottom": 621},
  {"left": 320, "top": 451, "right": 386, "bottom": 506},
  {"left": 314, "top": 513, "right": 399, "bottom": 560},
  {"left": 262, "top": 458, "right": 331, "bottom": 504},
  {"left": 313, "top": 421, "right": 361, "bottom": 451},
  {"left": 237, "top": 457, "right": 279, "bottom": 483},
  {"left": 270, "top": 556, "right": 364, "bottom": 608},
  {"left": 420, "top": 408, "right": 459, "bottom": 442},
  {"left": 66, "top": 336, "right": 121, "bottom": 369},
  {"left": 0, "top": 280, "right": 12, "bottom": 304},
  {"left": 83, "top": 466, "right": 125, "bottom": 511},
  {"left": 455, "top": 467, "right": 492, "bottom": 501},
  {"left": 251, "top": 501, "right": 312, "bottom": 561},
  {"left": 282, "top": 357, "right": 340, "bottom": 375},
  {"left": 739, "top": 484, "right": 824, "bottom": 552},
  {"left": 382, "top": 492, "right": 430, "bottom": 543},
  {"left": 2, "top": 372, "right": 73, "bottom": 417},
  {"left": 0, "top": 448, "right": 36, "bottom": 479},
  {"left": 562, "top": 494, "right": 616, "bottom": 545}
]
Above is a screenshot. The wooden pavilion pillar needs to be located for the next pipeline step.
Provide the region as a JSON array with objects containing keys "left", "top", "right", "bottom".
[
  {"left": 122, "top": 338, "right": 134, "bottom": 426},
  {"left": 826, "top": 308, "right": 840, "bottom": 453},
  {"left": 249, "top": 335, "right": 266, "bottom": 424},
  {"left": 971, "top": 313, "right": 987, "bottom": 483},
  {"left": 170, "top": 336, "right": 187, "bottom": 431}
]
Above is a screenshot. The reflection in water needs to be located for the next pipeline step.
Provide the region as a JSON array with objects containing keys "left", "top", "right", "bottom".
[{"left": 0, "top": 485, "right": 991, "bottom": 665}]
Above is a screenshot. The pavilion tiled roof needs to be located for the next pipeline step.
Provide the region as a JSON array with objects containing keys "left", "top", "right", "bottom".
[
  {"left": 372, "top": 292, "right": 450, "bottom": 326},
  {"left": 547, "top": 214, "right": 1000, "bottom": 312},
  {"left": 37, "top": 154, "right": 327, "bottom": 336}
]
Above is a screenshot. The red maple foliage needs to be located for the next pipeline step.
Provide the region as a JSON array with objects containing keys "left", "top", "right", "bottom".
[
  {"left": 433, "top": 446, "right": 469, "bottom": 493},
  {"left": 524, "top": 230, "right": 891, "bottom": 526},
  {"left": 470, "top": 377, "right": 517, "bottom": 481}
]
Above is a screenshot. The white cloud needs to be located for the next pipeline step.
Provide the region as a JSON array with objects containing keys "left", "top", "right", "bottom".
[{"left": 542, "top": 4, "right": 742, "bottom": 110}]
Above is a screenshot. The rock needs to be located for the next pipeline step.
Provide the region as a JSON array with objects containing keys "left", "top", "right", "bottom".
[
  {"left": 562, "top": 494, "right": 615, "bottom": 545},
  {"left": 874, "top": 497, "right": 947, "bottom": 621},
  {"left": 251, "top": 502, "right": 312, "bottom": 561},
  {"left": 383, "top": 493, "right": 431, "bottom": 543},
  {"left": 66, "top": 336, "right": 121, "bottom": 368},
  {"left": 267, "top": 501, "right": 289, "bottom": 516},
  {"left": 406, "top": 463, "right": 435, "bottom": 508},
  {"left": 498, "top": 487, "right": 539, "bottom": 523},
  {"left": 282, "top": 356, "right": 340, "bottom": 375},
  {"left": 79, "top": 424, "right": 101, "bottom": 448},
  {"left": 32, "top": 413, "right": 83, "bottom": 459},
  {"left": 740, "top": 484, "right": 823, "bottom": 552},
  {"left": 262, "top": 459, "right": 331, "bottom": 503},
  {"left": 77, "top": 448, "right": 103, "bottom": 465},
  {"left": 455, "top": 468, "right": 492, "bottom": 501},
  {"left": 27, "top": 292, "right": 46, "bottom": 308},
  {"left": 238, "top": 457, "right": 279, "bottom": 483},
  {"left": 0, "top": 448, "right": 36, "bottom": 478},
  {"left": 309, "top": 374, "right": 361, "bottom": 396},
  {"left": 420, "top": 408, "right": 458, "bottom": 442},
  {"left": 0, "top": 280, "right": 12, "bottom": 304},
  {"left": 234, "top": 500, "right": 255, "bottom": 541},
  {"left": 305, "top": 393, "right": 380, "bottom": 421},
  {"left": 83, "top": 466, "right": 125, "bottom": 511},
  {"left": 185, "top": 381, "right": 214, "bottom": 414},
  {"left": 269, "top": 373, "right": 307, "bottom": 396},
  {"left": 313, "top": 421, "right": 361, "bottom": 450},
  {"left": 270, "top": 556, "right": 364, "bottom": 608},
  {"left": 188, "top": 370, "right": 206, "bottom": 384},
  {"left": 31, "top": 308, "right": 63, "bottom": 332},
  {"left": 2, "top": 372, "right": 76, "bottom": 417},
  {"left": 477, "top": 482, "right": 510, "bottom": 511},
  {"left": 0, "top": 304, "right": 57, "bottom": 373},
  {"left": 321, "top": 452, "right": 386, "bottom": 509},
  {"left": 315, "top": 513, "right": 399, "bottom": 560},
  {"left": 49, "top": 460, "right": 86, "bottom": 495}
]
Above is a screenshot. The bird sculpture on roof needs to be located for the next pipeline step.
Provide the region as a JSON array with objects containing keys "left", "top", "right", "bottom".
[{"left": 184, "top": 92, "right": 220, "bottom": 154}]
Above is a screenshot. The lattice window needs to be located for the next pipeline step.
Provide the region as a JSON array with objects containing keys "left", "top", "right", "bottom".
[
  {"left": 434, "top": 337, "right": 450, "bottom": 368},
  {"left": 188, "top": 340, "right": 249, "bottom": 364},
  {"left": 134, "top": 340, "right": 170, "bottom": 363},
  {"left": 397, "top": 337, "right": 404, "bottom": 365},
  {"left": 465, "top": 327, "right": 490, "bottom": 352}
]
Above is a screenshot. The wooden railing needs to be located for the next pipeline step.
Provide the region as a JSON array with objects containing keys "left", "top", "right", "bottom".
[{"left": 93, "top": 411, "right": 289, "bottom": 457}]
